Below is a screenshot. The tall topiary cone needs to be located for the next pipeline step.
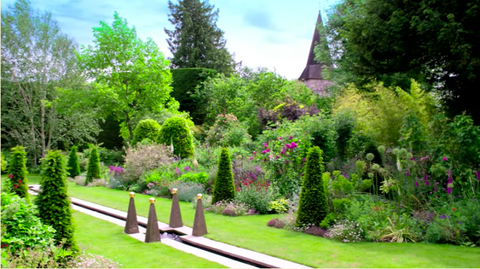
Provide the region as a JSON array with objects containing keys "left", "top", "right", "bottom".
[
  {"left": 7, "top": 146, "right": 29, "bottom": 202},
  {"left": 296, "top": 146, "right": 328, "bottom": 227},
  {"left": 85, "top": 145, "right": 101, "bottom": 185},
  {"left": 212, "top": 148, "right": 235, "bottom": 204},
  {"left": 35, "top": 150, "right": 79, "bottom": 252},
  {"left": 67, "top": 145, "right": 81, "bottom": 178}
]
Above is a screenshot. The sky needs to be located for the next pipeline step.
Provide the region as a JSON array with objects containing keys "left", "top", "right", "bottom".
[{"left": 1, "top": 0, "right": 341, "bottom": 80}]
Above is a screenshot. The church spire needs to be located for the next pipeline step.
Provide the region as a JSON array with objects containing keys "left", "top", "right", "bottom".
[{"left": 299, "top": 11, "right": 328, "bottom": 80}]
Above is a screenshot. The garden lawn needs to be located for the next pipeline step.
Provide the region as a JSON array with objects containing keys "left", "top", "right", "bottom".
[
  {"left": 72, "top": 210, "right": 225, "bottom": 268},
  {"left": 66, "top": 183, "right": 480, "bottom": 268}
]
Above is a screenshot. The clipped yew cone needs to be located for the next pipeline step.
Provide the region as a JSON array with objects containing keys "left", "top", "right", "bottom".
[
  {"left": 169, "top": 188, "right": 183, "bottom": 228},
  {"left": 124, "top": 192, "right": 139, "bottom": 234},
  {"left": 192, "top": 193, "right": 207, "bottom": 236},
  {"left": 145, "top": 198, "right": 161, "bottom": 243}
]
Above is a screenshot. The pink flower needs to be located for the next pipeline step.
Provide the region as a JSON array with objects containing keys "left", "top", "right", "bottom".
[
  {"left": 262, "top": 150, "right": 267, "bottom": 154},
  {"left": 442, "top": 157, "right": 448, "bottom": 161},
  {"left": 290, "top": 142, "right": 298, "bottom": 148},
  {"left": 275, "top": 155, "right": 280, "bottom": 159},
  {"left": 285, "top": 143, "right": 292, "bottom": 149},
  {"left": 266, "top": 149, "right": 270, "bottom": 153},
  {"left": 253, "top": 151, "right": 256, "bottom": 155},
  {"left": 278, "top": 137, "right": 283, "bottom": 140},
  {"left": 285, "top": 160, "right": 290, "bottom": 164},
  {"left": 288, "top": 135, "right": 294, "bottom": 140},
  {"left": 249, "top": 157, "right": 253, "bottom": 160},
  {"left": 18, "top": 180, "right": 22, "bottom": 183},
  {"left": 264, "top": 142, "right": 268, "bottom": 148}
]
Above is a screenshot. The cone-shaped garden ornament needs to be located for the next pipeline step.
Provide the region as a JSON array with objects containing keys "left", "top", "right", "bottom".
[
  {"left": 145, "top": 198, "right": 161, "bottom": 243},
  {"left": 192, "top": 193, "right": 207, "bottom": 236},
  {"left": 169, "top": 188, "right": 183, "bottom": 228},
  {"left": 124, "top": 192, "right": 139, "bottom": 234}
]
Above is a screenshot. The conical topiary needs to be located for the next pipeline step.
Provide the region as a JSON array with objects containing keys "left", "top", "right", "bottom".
[
  {"left": 85, "top": 145, "right": 101, "bottom": 185},
  {"left": 35, "top": 150, "right": 78, "bottom": 252},
  {"left": 7, "top": 146, "right": 29, "bottom": 202},
  {"left": 296, "top": 146, "right": 328, "bottom": 227},
  {"left": 67, "top": 145, "right": 81, "bottom": 178},
  {"left": 212, "top": 148, "right": 235, "bottom": 204}
]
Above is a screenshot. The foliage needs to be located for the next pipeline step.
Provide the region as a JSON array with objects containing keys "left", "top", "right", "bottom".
[
  {"left": 170, "top": 68, "right": 218, "bottom": 124},
  {"left": 325, "top": 219, "right": 364, "bottom": 243},
  {"left": 123, "top": 144, "right": 174, "bottom": 187},
  {"left": 85, "top": 145, "right": 101, "bottom": 185},
  {"left": 1, "top": 192, "right": 55, "bottom": 253},
  {"left": 208, "top": 200, "right": 249, "bottom": 217},
  {"left": 269, "top": 198, "right": 289, "bottom": 214},
  {"left": 1, "top": 152, "right": 7, "bottom": 173},
  {"left": 131, "top": 119, "right": 161, "bottom": 146},
  {"left": 296, "top": 146, "right": 328, "bottom": 227},
  {"left": 35, "top": 150, "right": 78, "bottom": 252},
  {"left": 67, "top": 145, "right": 81, "bottom": 178},
  {"left": 97, "top": 147, "right": 124, "bottom": 166},
  {"left": 1, "top": 0, "right": 100, "bottom": 164},
  {"left": 235, "top": 182, "right": 277, "bottom": 214},
  {"left": 2, "top": 244, "right": 120, "bottom": 268},
  {"left": 258, "top": 99, "right": 320, "bottom": 129},
  {"left": 77, "top": 12, "right": 175, "bottom": 141},
  {"left": 158, "top": 116, "right": 195, "bottom": 158},
  {"left": 251, "top": 133, "right": 310, "bottom": 197},
  {"left": 205, "top": 114, "right": 252, "bottom": 147},
  {"left": 318, "top": 0, "right": 480, "bottom": 123},
  {"left": 7, "top": 146, "right": 29, "bottom": 201},
  {"left": 165, "top": 0, "right": 235, "bottom": 75},
  {"left": 169, "top": 181, "right": 205, "bottom": 203},
  {"left": 178, "top": 171, "right": 209, "bottom": 185},
  {"left": 212, "top": 148, "right": 235, "bottom": 204}
]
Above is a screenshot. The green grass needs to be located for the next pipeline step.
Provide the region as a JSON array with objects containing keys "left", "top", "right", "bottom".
[
  {"left": 66, "top": 182, "right": 480, "bottom": 268},
  {"left": 72, "top": 210, "right": 226, "bottom": 268}
]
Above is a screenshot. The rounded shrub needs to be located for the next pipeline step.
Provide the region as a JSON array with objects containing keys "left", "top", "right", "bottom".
[
  {"left": 132, "top": 119, "right": 161, "bottom": 146},
  {"left": 7, "top": 146, "right": 29, "bottom": 202},
  {"left": 158, "top": 116, "right": 194, "bottom": 159},
  {"left": 212, "top": 148, "right": 235, "bottom": 204},
  {"left": 35, "top": 150, "right": 78, "bottom": 252},
  {"left": 67, "top": 145, "right": 81, "bottom": 178},
  {"left": 296, "top": 146, "right": 328, "bottom": 227},
  {"left": 85, "top": 145, "right": 101, "bottom": 185}
]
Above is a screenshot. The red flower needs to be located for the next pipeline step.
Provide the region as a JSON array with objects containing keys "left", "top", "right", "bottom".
[
  {"left": 13, "top": 185, "right": 18, "bottom": 188},
  {"left": 453, "top": 207, "right": 457, "bottom": 211},
  {"left": 8, "top": 174, "right": 13, "bottom": 179},
  {"left": 18, "top": 180, "right": 22, "bottom": 183}
]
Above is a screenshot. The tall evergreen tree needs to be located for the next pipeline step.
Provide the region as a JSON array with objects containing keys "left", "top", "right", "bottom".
[
  {"left": 165, "top": 0, "right": 235, "bottom": 75},
  {"left": 36, "top": 150, "right": 78, "bottom": 252},
  {"left": 7, "top": 146, "right": 29, "bottom": 202},
  {"left": 66, "top": 145, "right": 81, "bottom": 178},
  {"left": 212, "top": 148, "right": 235, "bottom": 204},
  {"left": 85, "top": 145, "right": 101, "bottom": 185}
]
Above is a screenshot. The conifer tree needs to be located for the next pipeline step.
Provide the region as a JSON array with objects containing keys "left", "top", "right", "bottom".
[
  {"left": 212, "top": 148, "right": 235, "bottom": 204},
  {"left": 165, "top": 0, "right": 235, "bottom": 75},
  {"left": 296, "top": 146, "right": 328, "bottom": 227},
  {"left": 35, "top": 150, "right": 78, "bottom": 252},
  {"left": 67, "top": 145, "right": 81, "bottom": 178},
  {"left": 7, "top": 146, "right": 29, "bottom": 202},
  {"left": 85, "top": 145, "right": 101, "bottom": 185}
]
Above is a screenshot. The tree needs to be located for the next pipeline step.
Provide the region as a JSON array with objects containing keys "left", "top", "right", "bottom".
[
  {"left": 66, "top": 145, "right": 81, "bottom": 178},
  {"left": 78, "top": 12, "right": 177, "bottom": 142},
  {"left": 1, "top": 0, "right": 100, "bottom": 164},
  {"left": 296, "top": 146, "right": 328, "bottom": 227},
  {"left": 85, "top": 145, "right": 101, "bottom": 184},
  {"left": 35, "top": 150, "right": 78, "bottom": 252},
  {"left": 317, "top": 0, "right": 480, "bottom": 122},
  {"left": 212, "top": 148, "right": 235, "bottom": 204},
  {"left": 7, "top": 146, "right": 29, "bottom": 202},
  {"left": 165, "top": 0, "right": 235, "bottom": 75}
]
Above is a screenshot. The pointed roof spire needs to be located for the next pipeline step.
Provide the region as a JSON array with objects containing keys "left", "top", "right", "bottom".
[{"left": 299, "top": 11, "right": 328, "bottom": 80}]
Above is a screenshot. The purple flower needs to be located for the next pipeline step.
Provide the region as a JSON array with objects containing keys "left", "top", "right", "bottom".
[
  {"left": 415, "top": 182, "right": 419, "bottom": 187},
  {"left": 290, "top": 142, "right": 298, "bottom": 148},
  {"left": 442, "top": 156, "right": 448, "bottom": 161},
  {"left": 406, "top": 170, "right": 410, "bottom": 177},
  {"left": 254, "top": 166, "right": 262, "bottom": 174},
  {"left": 281, "top": 147, "right": 286, "bottom": 154},
  {"left": 458, "top": 222, "right": 463, "bottom": 225},
  {"left": 447, "top": 187, "right": 452, "bottom": 194},
  {"left": 288, "top": 135, "right": 294, "bottom": 140},
  {"left": 263, "top": 158, "right": 267, "bottom": 162},
  {"left": 275, "top": 155, "right": 280, "bottom": 159},
  {"left": 302, "top": 158, "right": 306, "bottom": 162},
  {"left": 476, "top": 171, "right": 480, "bottom": 181},
  {"left": 410, "top": 157, "right": 415, "bottom": 161},
  {"left": 459, "top": 195, "right": 462, "bottom": 198},
  {"left": 285, "top": 143, "right": 292, "bottom": 149},
  {"left": 439, "top": 215, "right": 447, "bottom": 219},
  {"left": 285, "top": 160, "right": 290, "bottom": 164},
  {"left": 184, "top": 166, "right": 191, "bottom": 172}
]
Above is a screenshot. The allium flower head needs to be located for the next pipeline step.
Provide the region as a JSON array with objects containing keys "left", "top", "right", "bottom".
[{"left": 442, "top": 156, "right": 448, "bottom": 161}]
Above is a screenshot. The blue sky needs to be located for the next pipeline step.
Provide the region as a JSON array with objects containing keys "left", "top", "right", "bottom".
[{"left": 1, "top": 0, "right": 341, "bottom": 79}]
